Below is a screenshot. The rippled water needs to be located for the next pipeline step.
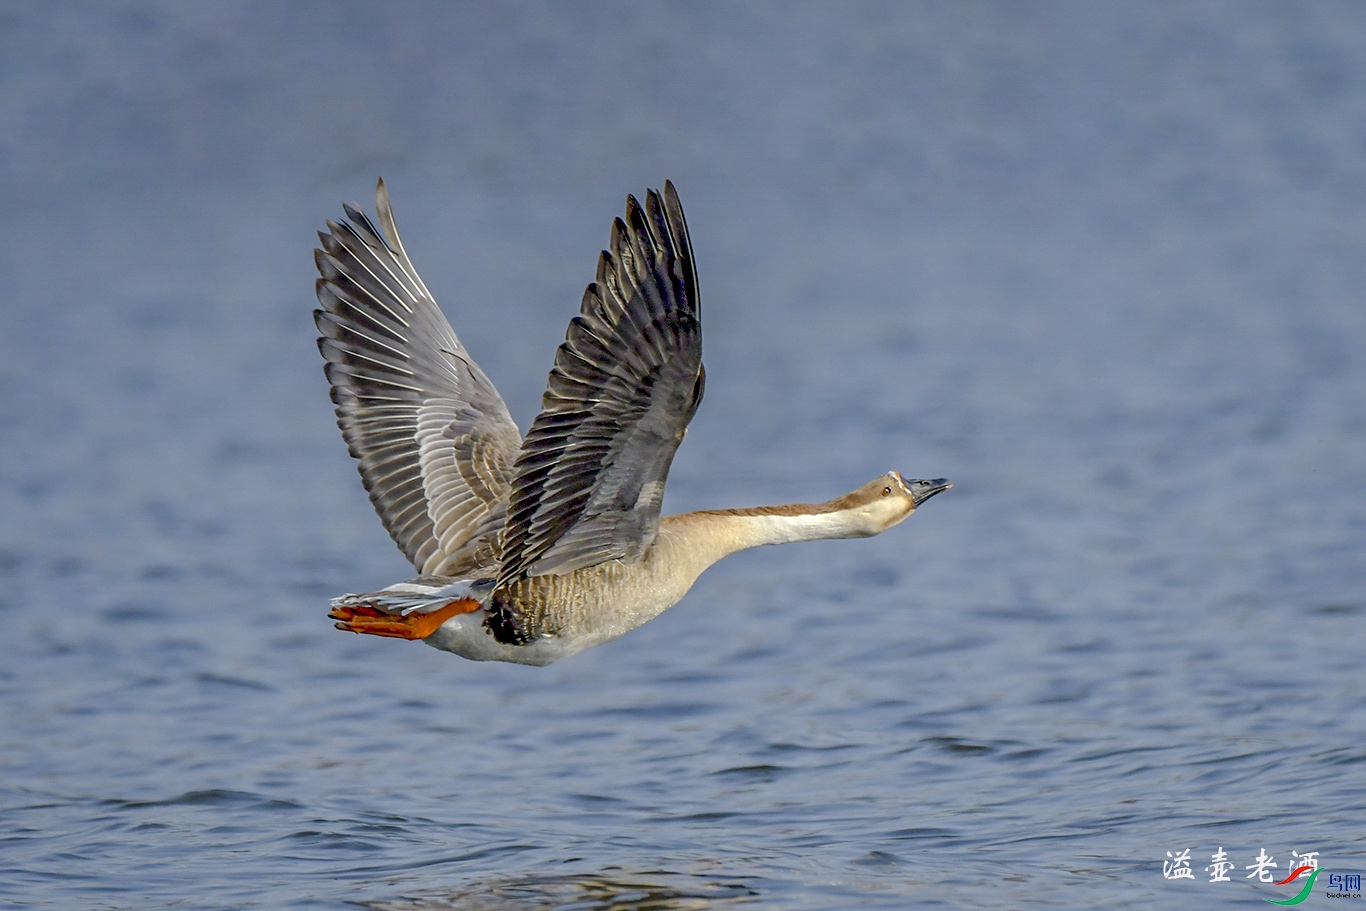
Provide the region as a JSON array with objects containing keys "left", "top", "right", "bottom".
[{"left": 3, "top": 3, "right": 1365, "bottom": 908}]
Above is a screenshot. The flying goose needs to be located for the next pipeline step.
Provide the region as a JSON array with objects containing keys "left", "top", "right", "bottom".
[{"left": 314, "top": 180, "right": 949, "bottom": 666}]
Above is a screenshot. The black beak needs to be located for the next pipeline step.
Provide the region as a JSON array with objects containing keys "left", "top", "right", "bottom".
[{"left": 909, "top": 478, "right": 951, "bottom": 507}]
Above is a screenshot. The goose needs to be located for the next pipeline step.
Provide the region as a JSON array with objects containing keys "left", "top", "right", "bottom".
[{"left": 314, "top": 180, "right": 950, "bottom": 666}]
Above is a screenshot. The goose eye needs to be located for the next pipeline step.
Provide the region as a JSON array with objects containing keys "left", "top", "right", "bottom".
[{"left": 881, "top": 486, "right": 892, "bottom": 497}]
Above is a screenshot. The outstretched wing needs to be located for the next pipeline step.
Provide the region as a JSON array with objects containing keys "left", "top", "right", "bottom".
[
  {"left": 315, "top": 179, "right": 522, "bottom": 578},
  {"left": 495, "top": 182, "right": 704, "bottom": 590}
]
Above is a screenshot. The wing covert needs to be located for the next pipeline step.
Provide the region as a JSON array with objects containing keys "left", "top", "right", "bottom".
[{"left": 315, "top": 180, "right": 522, "bottom": 577}]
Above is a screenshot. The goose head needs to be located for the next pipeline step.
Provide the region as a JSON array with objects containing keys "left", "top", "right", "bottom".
[{"left": 833, "top": 471, "right": 951, "bottom": 536}]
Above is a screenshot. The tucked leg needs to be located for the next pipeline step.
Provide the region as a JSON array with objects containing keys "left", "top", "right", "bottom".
[{"left": 330, "top": 598, "right": 480, "bottom": 640}]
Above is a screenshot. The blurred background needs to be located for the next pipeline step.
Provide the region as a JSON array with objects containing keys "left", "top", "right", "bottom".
[{"left": 2, "top": 3, "right": 1364, "bottom": 909}]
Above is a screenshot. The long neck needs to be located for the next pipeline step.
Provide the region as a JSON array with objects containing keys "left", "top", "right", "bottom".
[{"left": 658, "top": 500, "right": 875, "bottom": 573}]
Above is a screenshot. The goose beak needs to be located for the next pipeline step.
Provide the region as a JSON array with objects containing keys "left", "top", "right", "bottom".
[{"left": 909, "top": 478, "right": 951, "bottom": 507}]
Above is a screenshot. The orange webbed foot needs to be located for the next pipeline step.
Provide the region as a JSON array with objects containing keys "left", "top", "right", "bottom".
[{"left": 329, "top": 598, "right": 480, "bottom": 640}]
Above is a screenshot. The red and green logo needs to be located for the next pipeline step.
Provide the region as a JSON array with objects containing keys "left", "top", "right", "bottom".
[{"left": 1265, "top": 866, "right": 1320, "bottom": 905}]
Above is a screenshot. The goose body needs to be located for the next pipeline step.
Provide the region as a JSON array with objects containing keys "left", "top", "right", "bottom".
[{"left": 315, "top": 181, "right": 949, "bottom": 666}]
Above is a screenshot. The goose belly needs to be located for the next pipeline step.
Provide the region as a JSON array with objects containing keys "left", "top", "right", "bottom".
[
  {"left": 424, "top": 558, "right": 699, "bottom": 666},
  {"left": 421, "top": 611, "right": 594, "bottom": 666}
]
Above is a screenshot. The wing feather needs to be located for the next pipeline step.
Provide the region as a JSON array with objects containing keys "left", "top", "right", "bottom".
[
  {"left": 315, "top": 179, "right": 522, "bottom": 577},
  {"left": 495, "top": 182, "right": 703, "bottom": 603}
]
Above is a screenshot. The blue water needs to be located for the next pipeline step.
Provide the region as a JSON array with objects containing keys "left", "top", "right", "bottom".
[{"left": 2, "top": 3, "right": 1365, "bottom": 908}]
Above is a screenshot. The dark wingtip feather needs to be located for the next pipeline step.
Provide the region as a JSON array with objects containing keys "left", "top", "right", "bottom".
[{"left": 343, "top": 202, "right": 390, "bottom": 252}]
